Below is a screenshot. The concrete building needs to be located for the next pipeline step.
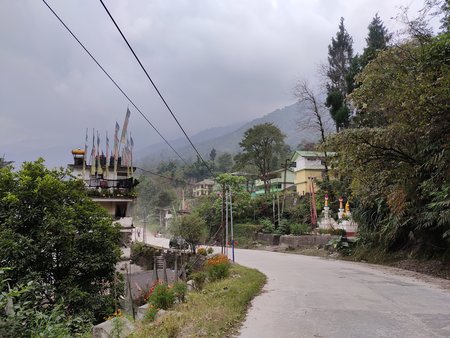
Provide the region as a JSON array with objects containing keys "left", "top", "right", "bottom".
[
  {"left": 192, "top": 178, "right": 215, "bottom": 197},
  {"left": 253, "top": 168, "right": 296, "bottom": 196},
  {"left": 68, "top": 149, "right": 137, "bottom": 245},
  {"left": 291, "top": 151, "right": 332, "bottom": 195}
]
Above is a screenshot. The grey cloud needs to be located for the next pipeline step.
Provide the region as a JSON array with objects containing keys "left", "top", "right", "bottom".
[{"left": 0, "top": 0, "right": 428, "bottom": 167}]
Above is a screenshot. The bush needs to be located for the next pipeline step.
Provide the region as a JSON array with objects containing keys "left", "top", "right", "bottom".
[
  {"left": 290, "top": 223, "right": 310, "bottom": 235},
  {"left": 143, "top": 304, "right": 158, "bottom": 323},
  {"left": 208, "top": 264, "right": 230, "bottom": 281},
  {"left": 147, "top": 284, "right": 175, "bottom": 310},
  {"left": 206, "top": 254, "right": 231, "bottom": 281},
  {"left": 190, "top": 271, "right": 207, "bottom": 291},
  {"left": 197, "top": 247, "right": 208, "bottom": 256},
  {"left": 207, "top": 247, "right": 214, "bottom": 254},
  {"left": 260, "top": 218, "right": 275, "bottom": 234},
  {"left": 276, "top": 219, "right": 291, "bottom": 235},
  {"left": 172, "top": 281, "right": 188, "bottom": 303}
]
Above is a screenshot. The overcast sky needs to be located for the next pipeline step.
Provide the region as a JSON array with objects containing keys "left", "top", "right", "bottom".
[{"left": 0, "top": 0, "right": 430, "bottom": 167}]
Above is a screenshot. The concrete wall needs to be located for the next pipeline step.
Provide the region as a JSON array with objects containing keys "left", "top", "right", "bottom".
[
  {"left": 256, "top": 233, "right": 281, "bottom": 245},
  {"left": 280, "top": 234, "right": 332, "bottom": 248}
]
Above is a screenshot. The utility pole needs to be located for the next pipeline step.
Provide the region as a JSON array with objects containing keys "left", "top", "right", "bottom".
[
  {"left": 221, "top": 184, "right": 225, "bottom": 254},
  {"left": 225, "top": 189, "right": 229, "bottom": 256},
  {"left": 282, "top": 158, "right": 289, "bottom": 215},
  {"left": 229, "top": 187, "right": 235, "bottom": 262}
]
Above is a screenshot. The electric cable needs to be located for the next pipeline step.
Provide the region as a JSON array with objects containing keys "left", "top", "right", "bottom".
[
  {"left": 98, "top": 0, "right": 214, "bottom": 176},
  {"left": 41, "top": 0, "right": 188, "bottom": 165},
  {"left": 135, "top": 166, "right": 196, "bottom": 186}
]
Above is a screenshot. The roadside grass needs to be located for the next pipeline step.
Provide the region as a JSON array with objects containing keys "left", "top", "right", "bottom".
[{"left": 131, "top": 264, "right": 266, "bottom": 338}]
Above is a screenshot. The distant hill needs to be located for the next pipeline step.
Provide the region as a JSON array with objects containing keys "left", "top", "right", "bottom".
[{"left": 138, "top": 101, "right": 324, "bottom": 164}]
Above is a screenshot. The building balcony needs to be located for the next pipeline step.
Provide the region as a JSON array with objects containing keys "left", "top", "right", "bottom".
[{"left": 85, "top": 178, "right": 137, "bottom": 198}]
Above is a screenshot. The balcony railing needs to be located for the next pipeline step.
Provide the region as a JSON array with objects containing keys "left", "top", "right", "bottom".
[
  {"left": 84, "top": 178, "right": 136, "bottom": 198},
  {"left": 85, "top": 177, "right": 134, "bottom": 189}
]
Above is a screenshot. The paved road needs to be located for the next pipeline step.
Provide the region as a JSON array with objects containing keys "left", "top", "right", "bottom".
[
  {"left": 143, "top": 235, "right": 450, "bottom": 337},
  {"left": 236, "top": 249, "right": 450, "bottom": 338}
]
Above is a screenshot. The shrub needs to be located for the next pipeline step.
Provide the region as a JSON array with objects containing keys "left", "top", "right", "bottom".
[
  {"left": 208, "top": 264, "right": 230, "bottom": 281},
  {"left": 276, "top": 219, "right": 291, "bottom": 235},
  {"left": 143, "top": 304, "right": 158, "bottom": 323},
  {"left": 260, "top": 218, "right": 274, "bottom": 234},
  {"left": 197, "top": 247, "right": 208, "bottom": 256},
  {"left": 190, "top": 271, "right": 207, "bottom": 291},
  {"left": 172, "top": 281, "right": 188, "bottom": 303},
  {"left": 147, "top": 284, "right": 175, "bottom": 310},
  {"left": 290, "top": 223, "right": 310, "bottom": 235},
  {"left": 206, "top": 254, "right": 231, "bottom": 281},
  {"left": 143, "top": 280, "right": 162, "bottom": 302},
  {"left": 207, "top": 247, "right": 214, "bottom": 254}
]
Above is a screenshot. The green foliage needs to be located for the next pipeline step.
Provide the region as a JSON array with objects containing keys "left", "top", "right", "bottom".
[
  {"left": 327, "top": 32, "right": 450, "bottom": 256},
  {"left": 111, "top": 316, "right": 125, "bottom": 338},
  {"left": 147, "top": 284, "right": 175, "bottom": 310},
  {"left": 171, "top": 214, "right": 208, "bottom": 253},
  {"left": 172, "top": 281, "right": 188, "bottom": 303},
  {"left": 290, "top": 223, "right": 311, "bottom": 235},
  {"left": 235, "top": 123, "right": 286, "bottom": 195},
  {"left": 207, "top": 264, "right": 230, "bottom": 282},
  {"left": 206, "top": 255, "right": 231, "bottom": 282},
  {"left": 0, "top": 160, "right": 121, "bottom": 324},
  {"left": 260, "top": 218, "right": 275, "bottom": 234},
  {"left": 285, "top": 195, "right": 312, "bottom": 225},
  {"left": 216, "top": 153, "right": 234, "bottom": 173},
  {"left": 276, "top": 219, "right": 291, "bottom": 235},
  {"left": 197, "top": 247, "right": 208, "bottom": 256},
  {"left": 190, "top": 271, "right": 207, "bottom": 291},
  {"left": 144, "top": 304, "right": 159, "bottom": 323},
  {"left": 207, "top": 247, "right": 214, "bottom": 254},
  {"left": 0, "top": 275, "right": 91, "bottom": 337},
  {"left": 192, "top": 182, "right": 254, "bottom": 239},
  {"left": 183, "top": 156, "right": 215, "bottom": 181},
  {"left": 326, "top": 17, "right": 354, "bottom": 132}
]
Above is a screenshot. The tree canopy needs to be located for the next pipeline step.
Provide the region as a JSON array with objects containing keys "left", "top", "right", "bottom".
[
  {"left": 235, "top": 123, "right": 286, "bottom": 195},
  {"left": 0, "top": 160, "right": 121, "bottom": 323},
  {"left": 325, "top": 31, "right": 450, "bottom": 254},
  {"left": 326, "top": 17, "right": 354, "bottom": 131}
]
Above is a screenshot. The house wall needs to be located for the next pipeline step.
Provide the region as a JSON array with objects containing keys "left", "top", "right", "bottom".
[
  {"left": 294, "top": 169, "right": 324, "bottom": 195},
  {"left": 95, "top": 200, "right": 133, "bottom": 218}
]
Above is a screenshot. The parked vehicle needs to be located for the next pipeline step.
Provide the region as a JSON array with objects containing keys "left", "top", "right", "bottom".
[{"left": 169, "top": 236, "right": 189, "bottom": 250}]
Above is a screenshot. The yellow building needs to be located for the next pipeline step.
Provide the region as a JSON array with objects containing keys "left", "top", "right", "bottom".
[{"left": 290, "top": 151, "right": 331, "bottom": 195}]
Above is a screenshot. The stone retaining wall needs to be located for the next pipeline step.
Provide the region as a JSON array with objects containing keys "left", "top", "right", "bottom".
[
  {"left": 256, "top": 233, "right": 333, "bottom": 248},
  {"left": 256, "top": 233, "right": 281, "bottom": 245}
]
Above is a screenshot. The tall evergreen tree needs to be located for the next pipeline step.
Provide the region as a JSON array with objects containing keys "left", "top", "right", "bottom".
[
  {"left": 346, "top": 14, "right": 391, "bottom": 95},
  {"left": 361, "top": 14, "right": 391, "bottom": 67},
  {"left": 326, "top": 17, "right": 354, "bottom": 132}
]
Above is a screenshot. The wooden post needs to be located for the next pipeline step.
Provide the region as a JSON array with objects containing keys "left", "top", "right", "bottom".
[
  {"left": 152, "top": 253, "right": 159, "bottom": 282},
  {"left": 174, "top": 254, "right": 179, "bottom": 282},
  {"left": 163, "top": 254, "right": 168, "bottom": 284}
]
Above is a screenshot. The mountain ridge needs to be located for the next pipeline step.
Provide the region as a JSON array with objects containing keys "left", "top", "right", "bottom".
[{"left": 138, "top": 101, "right": 322, "bottom": 164}]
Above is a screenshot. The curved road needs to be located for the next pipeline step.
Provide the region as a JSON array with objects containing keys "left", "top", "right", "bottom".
[{"left": 144, "top": 235, "right": 450, "bottom": 337}]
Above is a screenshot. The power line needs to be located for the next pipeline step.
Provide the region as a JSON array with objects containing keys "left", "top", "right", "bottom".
[
  {"left": 41, "top": 0, "right": 188, "bottom": 165},
  {"left": 135, "top": 166, "right": 195, "bottom": 186},
  {"left": 98, "top": 0, "right": 214, "bottom": 177}
]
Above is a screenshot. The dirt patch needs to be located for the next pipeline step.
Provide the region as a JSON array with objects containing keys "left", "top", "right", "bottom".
[{"left": 370, "top": 262, "right": 450, "bottom": 291}]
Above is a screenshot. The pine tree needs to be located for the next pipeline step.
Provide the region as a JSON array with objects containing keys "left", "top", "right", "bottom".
[
  {"left": 326, "top": 17, "right": 353, "bottom": 132},
  {"left": 361, "top": 14, "right": 391, "bottom": 67},
  {"left": 346, "top": 14, "right": 391, "bottom": 96}
]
